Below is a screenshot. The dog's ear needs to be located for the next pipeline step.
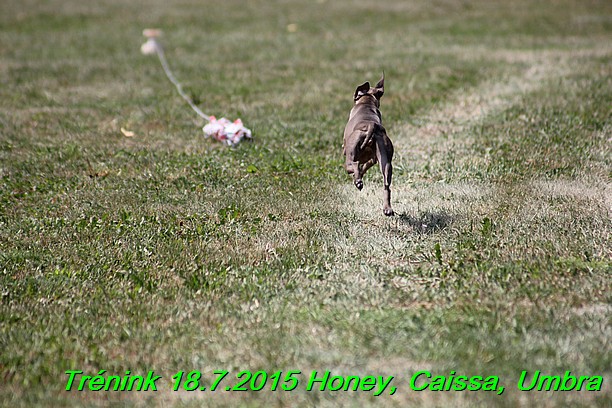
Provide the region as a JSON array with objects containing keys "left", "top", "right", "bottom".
[
  {"left": 375, "top": 73, "right": 385, "bottom": 89},
  {"left": 354, "top": 81, "right": 370, "bottom": 101},
  {"left": 373, "top": 73, "right": 384, "bottom": 99}
]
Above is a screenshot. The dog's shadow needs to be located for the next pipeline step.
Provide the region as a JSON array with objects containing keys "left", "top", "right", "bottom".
[{"left": 397, "top": 211, "right": 454, "bottom": 234}]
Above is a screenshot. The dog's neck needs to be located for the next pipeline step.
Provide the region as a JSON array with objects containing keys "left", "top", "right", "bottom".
[
  {"left": 355, "top": 94, "right": 380, "bottom": 107},
  {"left": 349, "top": 97, "right": 382, "bottom": 122}
]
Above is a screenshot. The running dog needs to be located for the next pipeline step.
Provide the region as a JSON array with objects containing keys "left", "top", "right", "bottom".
[{"left": 342, "top": 74, "right": 394, "bottom": 216}]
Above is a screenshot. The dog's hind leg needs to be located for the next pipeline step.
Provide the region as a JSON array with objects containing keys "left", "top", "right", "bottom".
[
  {"left": 346, "top": 126, "right": 375, "bottom": 191},
  {"left": 375, "top": 131, "right": 394, "bottom": 216},
  {"left": 362, "top": 157, "right": 377, "bottom": 173}
]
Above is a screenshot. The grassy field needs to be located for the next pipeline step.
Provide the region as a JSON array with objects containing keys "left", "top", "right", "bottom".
[{"left": 1, "top": 0, "right": 610, "bottom": 406}]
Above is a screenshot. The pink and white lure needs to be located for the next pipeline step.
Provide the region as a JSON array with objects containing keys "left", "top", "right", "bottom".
[{"left": 141, "top": 29, "right": 252, "bottom": 146}]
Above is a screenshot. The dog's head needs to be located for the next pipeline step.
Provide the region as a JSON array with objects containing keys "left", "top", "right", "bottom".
[{"left": 353, "top": 74, "right": 384, "bottom": 107}]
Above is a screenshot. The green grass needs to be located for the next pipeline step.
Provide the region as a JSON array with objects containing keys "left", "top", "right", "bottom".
[{"left": 1, "top": 0, "right": 611, "bottom": 407}]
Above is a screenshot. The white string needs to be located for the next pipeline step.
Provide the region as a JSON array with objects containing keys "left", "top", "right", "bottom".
[
  {"left": 149, "top": 39, "right": 210, "bottom": 122},
  {"left": 142, "top": 33, "right": 251, "bottom": 145}
]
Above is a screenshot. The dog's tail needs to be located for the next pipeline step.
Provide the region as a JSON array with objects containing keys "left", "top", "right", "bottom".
[{"left": 359, "top": 123, "right": 384, "bottom": 151}]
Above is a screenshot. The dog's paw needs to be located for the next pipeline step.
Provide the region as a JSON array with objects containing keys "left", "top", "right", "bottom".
[
  {"left": 355, "top": 180, "right": 363, "bottom": 190},
  {"left": 383, "top": 207, "right": 395, "bottom": 217}
]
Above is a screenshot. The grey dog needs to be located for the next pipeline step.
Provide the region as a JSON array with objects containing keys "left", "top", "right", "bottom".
[{"left": 343, "top": 74, "right": 394, "bottom": 216}]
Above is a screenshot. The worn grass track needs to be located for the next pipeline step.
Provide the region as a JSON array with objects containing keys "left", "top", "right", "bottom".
[{"left": 1, "top": 0, "right": 611, "bottom": 407}]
